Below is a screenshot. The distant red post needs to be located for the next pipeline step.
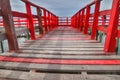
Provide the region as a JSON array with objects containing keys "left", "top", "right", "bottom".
[
  {"left": 56, "top": 17, "right": 59, "bottom": 27},
  {"left": 91, "top": 0, "right": 100, "bottom": 39},
  {"left": 73, "top": 16, "right": 75, "bottom": 28},
  {"left": 36, "top": 7, "right": 44, "bottom": 34},
  {"left": 25, "top": 3, "right": 35, "bottom": 40},
  {"left": 76, "top": 13, "right": 79, "bottom": 28},
  {"left": 0, "top": 0, "right": 19, "bottom": 51},
  {"left": 43, "top": 9, "right": 48, "bottom": 32},
  {"left": 50, "top": 13, "right": 52, "bottom": 30},
  {"left": 104, "top": 0, "right": 120, "bottom": 52},
  {"left": 48, "top": 12, "right": 51, "bottom": 30},
  {"left": 51, "top": 14, "right": 53, "bottom": 30},
  {"left": 77, "top": 12, "right": 80, "bottom": 29},
  {"left": 84, "top": 6, "right": 90, "bottom": 34},
  {"left": 66, "top": 17, "right": 68, "bottom": 26},
  {"left": 80, "top": 9, "right": 84, "bottom": 31},
  {"left": 75, "top": 14, "right": 77, "bottom": 28}
]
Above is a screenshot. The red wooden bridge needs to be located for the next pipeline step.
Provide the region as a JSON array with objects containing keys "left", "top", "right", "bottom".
[{"left": 0, "top": 0, "right": 120, "bottom": 80}]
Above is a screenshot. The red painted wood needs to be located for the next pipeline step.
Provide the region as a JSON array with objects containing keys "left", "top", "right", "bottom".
[
  {"left": 48, "top": 12, "right": 51, "bottom": 31},
  {"left": 80, "top": 9, "right": 84, "bottom": 31},
  {"left": 84, "top": 6, "right": 90, "bottom": 34},
  {"left": 25, "top": 3, "right": 35, "bottom": 40},
  {"left": 43, "top": 9, "right": 48, "bottom": 32},
  {"left": 104, "top": 0, "right": 120, "bottom": 52},
  {"left": 0, "top": 56, "right": 120, "bottom": 65},
  {"left": 37, "top": 7, "right": 44, "bottom": 34},
  {"left": 91, "top": 0, "right": 101, "bottom": 39}
]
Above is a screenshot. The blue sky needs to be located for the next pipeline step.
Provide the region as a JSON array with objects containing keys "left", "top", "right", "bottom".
[{"left": 10, "top": 0, "right": 112, "bottom": 17}]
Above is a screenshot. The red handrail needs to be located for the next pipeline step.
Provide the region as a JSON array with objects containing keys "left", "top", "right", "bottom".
[{"left": 71, "top": 0, "right": 120, "bottom": 53}]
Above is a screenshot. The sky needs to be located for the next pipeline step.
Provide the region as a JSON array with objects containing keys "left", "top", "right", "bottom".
[{"left": 10, "top": 0, "right": 112, "bottom": 17}]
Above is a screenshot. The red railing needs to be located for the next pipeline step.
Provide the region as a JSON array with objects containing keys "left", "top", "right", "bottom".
[
  {"left": 71, "top": 0, "right": 120, "bottom": 53},
  {"left": 58, "top": 17, "right": 71, "bottom": 26},
  {"left": 0, "top": 0, "right": 58, "bottom": 51}
]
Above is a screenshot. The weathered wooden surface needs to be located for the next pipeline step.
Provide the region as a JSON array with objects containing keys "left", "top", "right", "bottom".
[
  {"left": 0, "top": 53, "right": 119, "bottom": 59},
  {"left": 0, "top": 69, "right": 120, "bottom": 80},
  {"left": 0, "top": 62, "right": 120, "bottom": 72},
  {"left": 0, "top": 26, "right": 120, "bottom": 79}
]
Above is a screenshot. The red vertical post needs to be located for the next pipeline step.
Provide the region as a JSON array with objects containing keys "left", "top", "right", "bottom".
[
  {"left": 50, "top": 13, "right": 52, "bottom": 30},
  {"left": 55, "top": 16, "right": 57, "bottom": 27},
  {"left": 104, "top": 0, "right": 120, "bottom": 52},
  {"left": 76, "top": 14, "right": 78, "bottom": 28},
  {"left": 77, "top": 12, "right": 80, "bottom": 29},
  {"left": 80, "top": 9, "right": 84, "bottom": 31},
  {"left": 48, "top": 12, "right": 51, "bottom": 31},
  {"left": 91, "top": 0, "right": 101, "bottom": 39},
  {"left": 66, "top": 17, "right": 68, "bottom": 26},
  {"left": 51, "top": 14, "right": 53, "bottom": 30},
  {"left": 0, "top": 0, "right": 19, "bottom": 51},
  {"left": 73, "top": 16, "right": 75, "bottom": 27},
  {"left": 75, "top": 14, "right": 77, "bottom": 28},
  {"left": 56, "top": 17, "right": 58, "bottom": 27},
  {"left": 25, "top": 3, "right": 35, "bottom": 40},
  {"left": 71, "top": 17, "right": 73, "bottom": 27},
  {"left": 84, "top": 6, "right": 90, "bottom": 34},
  {"left": 53, "top": 16, "right": 55, "bottom": 28},
  {"left": 46, "top": 11, "right": 49, "bottom": 31},
  {"left": 36, "top": 7, "right": 43, "bottom": 34},
  {"left": 54, "top": 16, "right": 56, "bottom": 28},
  {"left": 18, "top": 18, "right": 21, "bottom": 27},
  {"left": 43, "top": 9, "right": 48, "bottom": 32}
]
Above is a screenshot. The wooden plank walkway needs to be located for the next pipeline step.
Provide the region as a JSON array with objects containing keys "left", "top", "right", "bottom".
[{"left": 0, "top": 26, "right": 120, "bottom": 80}]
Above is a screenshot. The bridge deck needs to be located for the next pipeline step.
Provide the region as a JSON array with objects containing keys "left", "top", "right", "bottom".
[{"left": 0, "top": 26, "right": 120, "bottom": 80}]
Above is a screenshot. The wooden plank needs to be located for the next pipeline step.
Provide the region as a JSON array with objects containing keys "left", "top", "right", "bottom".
[
  {"left": 0, "top": 56, "right": 120, "bottom": 65},
  {"left": 25, "top": 40, "right": 98, "bottom": 43},
  {"left": 20, "top": 45, "right": 104, "bottom": 48},
  {"left": 21, "top": 43, "right": 103, "bottom": 45},
  {"left": 0, "top": 62, "right": 120, "bottom": 72},
  {"left": 19, "top": 47, "right": 104, "bottom": 51},
  {"left": 18, "top": 50, "right": 108, "bottom": 55},
  {"left": 0, "top": 53, "right": 119, "bottom": 60},
  {"left": 40, "top": 38, "right": 90, "bottom": 40},
  {"left": 0, "top": 69, "right": 120, "bottom": 80}
]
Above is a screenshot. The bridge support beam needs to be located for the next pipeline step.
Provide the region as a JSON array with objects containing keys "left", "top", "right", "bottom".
[
  {"left": 80, "top": 9, "right": 84, "bottom": 31},
  {"left": 91, "top": 0, "right": 100, "bottom": 39},
  {"left": 25, "top": 3, "right": 35, "bottom": 40},
  {"left": 0, "top": 0, "right": 19, "bottom": 51},
  {"left": 77, "top": 12, "right": 80, "bottom": 29},
  {"left": 36, "top": 8, "right": 44, "bottom": 35},
  {"left": 43, "top": 9, "right": 48, "bottom": 33},
  {"left": 84, "top": 6, "right": 90, "bottom": 34},
  {"left": 104, "top": 0, "right": 120, "bottom": 52}
]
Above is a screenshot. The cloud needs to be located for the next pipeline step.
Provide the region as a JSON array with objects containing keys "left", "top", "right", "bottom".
[
  {"left": 30, "top": 0, "right": 93, "bottom": 16},
  {"left": 10, "top": 0, "right": 26, "bottom": 13},
  {"left": 10, "top": 0, "right": 113, "bottom": 16},
  {"left": 100, "top": 0, "right": 112, "bottom": 11}
]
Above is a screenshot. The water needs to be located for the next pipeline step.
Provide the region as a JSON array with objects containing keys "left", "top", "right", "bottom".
[{"left": 0, "top": 37, "right": 27, "bottom": 53}]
